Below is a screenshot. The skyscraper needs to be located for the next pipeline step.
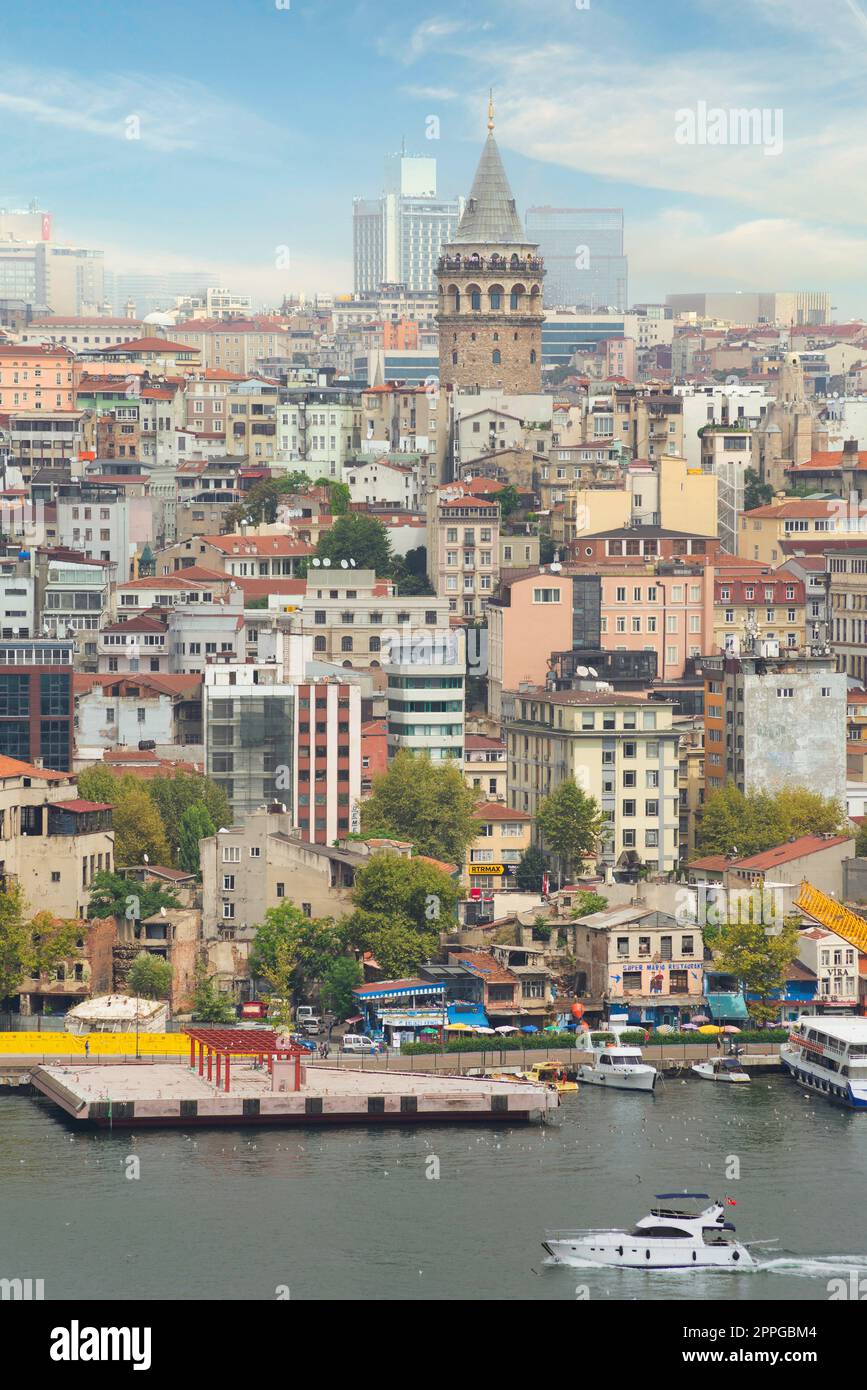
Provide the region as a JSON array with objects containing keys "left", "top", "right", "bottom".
[
  {"left": 437, "top": 98, "right": 545, "bottom": 394},
  {"left": 353, "top": 151, "right": 462, "bottom": 294},
  {"left": 526, "top": 207, "right": 627, "bottom": 311}
]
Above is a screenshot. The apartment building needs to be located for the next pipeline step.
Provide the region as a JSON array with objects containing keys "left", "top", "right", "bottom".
[
  {"left": 203, "top": 663, "right": 297, "bottom": 823},
  {"left": 0, "top": 756, "right": 113, "bottom": 982},
  {"left": 156, "top": 532, "right": 313, "bottom": 579},
  {"left": 504, "top": 688, "right": 680, "bottom": 876},
  {"left": 114, "top": 567, "right": 233, "bottom": 615},
  {"left": 294, "top": 679, "right": 362, "bottom": 844},
  {"left": 827, "top": 549, "right": 867, "bottom": 682},
  {"left": 384, "top": 628, "right": 465, "bottom": 763},
  {"left": 75, "top": 672, "right": 203, "bottom": 750},
  {"left": 713, "top": 563, "right": 806, "bottom": 656},
  {"left": 97, "top": 613, "right": 169, "bottom": 674},
  {"left": 562, "top": 454, "right": 718, "bottom": 548},
  {"left": 224, "top": 381, "right": 280, "bottom": 462},
  {"left": 739, "top": 499, "right": 841, "bottom": 564},
  {"left": 464, "top": 733, "right": 507, "bottom": 801},
  {"left": 0, "top": 638, "right": 74, "bottom": 769},
  {"left": 170, "top": 318, "right": 290, "bottom": 374},
  {"left": 426, "top": 482, "right": 500, "bottom": 620},
  {"left": 300, "top": 569, "right": 449, "bottom": 671},
  {"left": 343, "top": 457, "right": 421, "bottom": 509},
  {"left": 4, "top": 408, "right": 93, "bottom": 481},
  {"left": 465, "top": 802, "right": 531, "bottom": 890},
  {"left": 0, "top": 344, "right": 79, "bottom": 412},
  {"left": 278, "top": 389, "right": 362, "bottom": 476},
  {"left": 702, "top": 649, "right": 845, "bottom": 801},
  {"left": 56, "top": 482, "right": 153, "bottom": 580},
  {"left": 39, "top": 553, "right": 112, "bottom": 670}
]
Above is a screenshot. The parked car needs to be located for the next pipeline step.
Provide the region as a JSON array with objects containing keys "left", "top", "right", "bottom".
[
  {"left": 300, "top": 1015, "right": 323, "bottom": 1036},
  {"left": 289, "top": 1034, "right": 318, "bottom": 1053},
  {"left": 340, "top": 1034, "right": 385, "bottom": 1054},
  {"left": 295, "top": 1005, "right": 315, "bottom": 1023}
]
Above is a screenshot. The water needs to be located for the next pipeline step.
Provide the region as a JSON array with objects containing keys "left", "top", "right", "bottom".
[{"left": 2, "top": 1074, "right": 867, "bottom": 1301}]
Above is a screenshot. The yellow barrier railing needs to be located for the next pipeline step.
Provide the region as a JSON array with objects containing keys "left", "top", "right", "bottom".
[{"left": 0, "top": 1031, "right": 190, "bottom": 1056}]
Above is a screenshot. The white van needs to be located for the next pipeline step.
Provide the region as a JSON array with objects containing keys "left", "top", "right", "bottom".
[{"left": 341, "top": 1034, "right": 381, "bottom": 1054}]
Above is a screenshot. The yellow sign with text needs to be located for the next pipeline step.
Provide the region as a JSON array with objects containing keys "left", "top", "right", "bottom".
[{"left": 469, "top": 864, "right": 505, "bottom": 875}]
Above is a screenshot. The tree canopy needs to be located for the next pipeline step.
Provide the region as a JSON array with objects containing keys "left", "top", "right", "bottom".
[
  {"left": 0, "top": 890, "right": 84, "bottom": 1004},
  {"left": 360, "top": 749, "right": 478, "bottom": 864},
  {"left": 178, "top": 804, "right": 217, "bottom": 876},
  {"left": 319, "top": 956, "right": 363, "bottom": 1018},
  {"left": 536, "top": 780, "right": 606, "bottom": 879},
  {"left": 88, "top": 871, "right": 181, "bottom": 923},
  {"left": 709, "top": 915, "right": 801, "bottom": 1024},
  {"left": 342, "top": 853, "right": 460, "bottom": 978},
  {"left": 250, "top": 902, "right": 344, "bottom": 1001},
  {"left": 315, "top": 513, "right": 393, "bottom": 575},
  {"left": 76, "top": 767, "right": 231, "bottom": 869},
  {"left": 127, "top": 952, "right": 173, "bottom": 1000},
  {"left": 515, "top": 844, "right": 546, "bottom": 892},
  {"left": 696, "top": 785, "right": 848, "bottom": 859}
]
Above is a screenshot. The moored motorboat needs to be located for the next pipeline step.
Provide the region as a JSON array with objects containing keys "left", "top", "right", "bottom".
[
  {"left": 577, "top": 1034, "right": 657, "bottom": 1092},
  {"left": 543, "top": 1193, "right": 756, "bottom": 1269},
  {"left": 692, "top": 1057, "right": 751, "bottom": 1084}
]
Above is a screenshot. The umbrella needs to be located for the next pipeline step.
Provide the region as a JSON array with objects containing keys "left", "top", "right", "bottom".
[
  {"left": 544, "top": 1024, "right": 561, "bottom": 1032},
  {"left": 445, "top": 1022, "right": 472, "bottom": 1031},
  {"left": 698, "top": 1025, "right": 723, "bottom": 1035},
  {"left": 722, "top": 1025, "right": 742, "bottom": 1034},
  {"left": 473, "top": 1026, "right": 496, "bottom": 1035},
  {"left": 494, "top": 1026, "right": 518, "bottom": 1035},
  {"left": 521, "top": 1025, "right": 539, "bottom": 1034},
  {"left": 681, "top": 1022, "right": 699, "bottom": 1031},
  {"left": 690, "top": 1014, "right": 711, "bottom": 1024},
  {"left": 656, "top": 1024, "right": 674, "bottom": 1034}
]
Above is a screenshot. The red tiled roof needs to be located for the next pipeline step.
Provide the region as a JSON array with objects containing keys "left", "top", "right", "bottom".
[
  {"left": 732, "top": 835, "right": 852, "bottom": 871},
  {"left": 52, "top": 799, "right": 113, "bottom": 813},
  {"left": 74, "top": 672, "right": 202, "bottom": 697},
  {"left": 688, "top": 854, "right": 730, "bottom": 872},
  {"left": 744, "top": 500, "right": 838, "bottom": 519},
  {"left": 0, "top": 755, "right": 68, "bottom": 781},
  {"left": 202, "top": 533, "right": 314, "bottom": 556},
  {"left": 471, "top": 802, "right": 531, "bottom": 822}
]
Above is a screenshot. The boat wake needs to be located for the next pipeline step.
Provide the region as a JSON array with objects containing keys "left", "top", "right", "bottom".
[{"left": 755, "top": 1254, "right": 867, "bottom": 1280}]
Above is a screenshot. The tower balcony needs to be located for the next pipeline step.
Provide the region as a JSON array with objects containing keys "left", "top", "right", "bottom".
[{"left": 438, "top": 255, "right": 544, "bottom": 275}]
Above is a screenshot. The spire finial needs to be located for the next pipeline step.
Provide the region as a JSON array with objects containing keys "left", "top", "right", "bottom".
[{"left": 487, "top": 88, "right": 495, "bottom": 133}]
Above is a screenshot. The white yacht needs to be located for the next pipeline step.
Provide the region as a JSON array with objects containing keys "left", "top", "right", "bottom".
[
  {"left": 781, "top": 1017, "right": 867, "bottom": 1109},
  {"left": 577, "top": 1033, "right": 657, "bottom": 1093},
  {"left": 692, "top": 1056, "right": 751, "bottom": 1084},
  {"left": 543, "top": 1193, "right": 756, "bottom": 1269}
]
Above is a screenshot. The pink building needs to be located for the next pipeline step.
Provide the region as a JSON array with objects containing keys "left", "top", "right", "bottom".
[
  {"left": 0, "top": 344, "right": 79, "bottom": 411},
  {"left": 597, "top": 562, "right": 714, "bottom": 681}
]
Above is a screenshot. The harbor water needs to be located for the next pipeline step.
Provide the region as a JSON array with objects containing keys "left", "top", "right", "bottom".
[{"left": 3, "top": 1072, "right": 866, "bottom": 1301}]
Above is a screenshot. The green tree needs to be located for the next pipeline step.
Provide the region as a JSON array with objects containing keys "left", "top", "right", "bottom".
[
  {"left": 319, "top": 956, "right": 363, "bottom": 1018},
  {"left": 0, "top": 882, "right": 30, "bottom": 1002},
  {"left": 348, "top": 913, "right": 439, "bottom": 978},
  {"left": 250, "top": 902, "right": 344, "bottom": 1000},
  {"left": 192, "top": 964, "right": 237, "bottom": 1023},
  {"left": 497, "top": 484, "right": 522, "bottom": 518},
  {"left": 88, "top": 871, "right": 180, "bottom": 922},
  {"left": 360, "top": 749, "right": 478, "bottom": 864},
  {"left": 710, "top": 914, "right": 801, "bottom": 1024},
  {"left": 147, "top": 773, "right": 232, "bottom": 859},
  {"left": 128, "top": 952, "right": 173, "bottom": 1000},
  {"left": 315, "top": 478, "right": 351, "bottom": 515},
  {"left": 743, "top": 467, "right": 773, "bottom": 512},
  {"left": 77, "top": 764, "right": 124, "bottom": 806},
  {"left": 28, "top": 911, "right": 84, "bottom": 993},
  {"left": 856, "top": 822, "right": 867, "bottom": 858},
  {"left": 515, "top": 844, "right": 546, "bottom": 892},
  {"left": 536, "top": 780, "right": 606, "bottom": 881},
  {"left": 351, "top": 852, "right": 462, "bottom": 928},
  {"left": 697, "top": 785, "right": 847, "bottom": 859},
  {"left": 315, "top": 513, "right": 392, "bottom": 574},
  {"left": 570, "top": 891, "right": 609, "bottom": 918},
  {"left": 177, "top": 803, "right": 216, "bottom": 876},
  {"left": 111, "top": 785, "right": 172, "bottom": 867}
]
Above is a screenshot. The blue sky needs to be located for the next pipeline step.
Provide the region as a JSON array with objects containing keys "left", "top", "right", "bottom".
[{"left": 3, "top": 0, "right": 867, "bottom": 312}]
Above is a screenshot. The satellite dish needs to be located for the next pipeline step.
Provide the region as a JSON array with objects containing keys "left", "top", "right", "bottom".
[
  {"left": 576, "top": 665, "right": 589, "bottom": 677},
  {"left": 160, "top": 906, "right": 167, "bottom": 916},
  {"left": 142, "top": 853, "right": 149, "bottom": 864},
  {"left": 323, "top": 558, "right": 332, "bottom": 567},
  {"left": 349, "top": 558, "right": 357, "bottom": 568},
  {"left": 340, "top": 559, "right": 349, "bottom": 569},
  {"left": 312, "top": 557, "right": 321, "bottom": 567}
]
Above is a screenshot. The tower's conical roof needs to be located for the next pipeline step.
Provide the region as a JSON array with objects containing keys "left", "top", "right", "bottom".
[{"left": 452, "top": 132, "right": 527, "bottom": 245}]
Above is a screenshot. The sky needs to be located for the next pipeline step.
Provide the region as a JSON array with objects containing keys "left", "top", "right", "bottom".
[{"left": 3, "top": 0, "right": 867, "bottom": 313}]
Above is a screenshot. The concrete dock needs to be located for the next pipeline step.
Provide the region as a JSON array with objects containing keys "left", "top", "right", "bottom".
[{"left": 30, "top": 1061, "right": 560, "bottom": 1128}]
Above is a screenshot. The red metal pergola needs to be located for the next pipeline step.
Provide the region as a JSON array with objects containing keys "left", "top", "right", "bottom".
[{"left": 182, "top": 1027, "right": 306, "bottom": 1094}]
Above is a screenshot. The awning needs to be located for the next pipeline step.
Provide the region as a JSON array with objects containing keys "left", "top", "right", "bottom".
[
  {"left": 344, "top": 1015, "right": 363, "bottom": 1025},
  {"left": 705, "top": 992, "right": 750, "bottom": 1022},
  {"left": 446, "top": 1003, "right": 489, "bottom": 1029}
]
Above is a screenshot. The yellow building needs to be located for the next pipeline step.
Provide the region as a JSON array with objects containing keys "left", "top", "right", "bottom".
[
  {"left": 504, "top": 689, "right": 681, "bottom": 876},
  {"left": 738, "top": 499, "right": 838, "bottom": 565},
  {"left": 563, "top": 454, "right": 717, "bottom": 546},
  {"left": 465, "top": 802, "right": 532, "bottom": 891}
]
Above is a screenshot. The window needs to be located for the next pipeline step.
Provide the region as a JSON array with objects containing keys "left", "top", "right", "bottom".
[
  {"left": 222, "top": 845, "right": 240, "bottom": 863},
  {"left": 533, "top": 588, "right": 560, "bottom": 603}
]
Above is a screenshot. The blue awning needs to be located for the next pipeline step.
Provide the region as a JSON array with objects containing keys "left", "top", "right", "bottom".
[
  {"left": 705, "top": 991, "right": 749, "bottom": 1022},
  {"left": 447, "top": 1004, "right": 489, "bottom": 1028}
]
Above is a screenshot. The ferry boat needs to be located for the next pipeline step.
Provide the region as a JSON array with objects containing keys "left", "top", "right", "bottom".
[
  {"left": 577, "top": 1034, "right": 657, "bottom": 1093},
  {"left": 691, "top": 1057, "right": 751, "bottom": 1084},
  {"left": 543, "top": 1193, "right": 756, "bottom": 1269},
  {"left": 780, "top": 1017, "right": 867, "bottom": 1109}
]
